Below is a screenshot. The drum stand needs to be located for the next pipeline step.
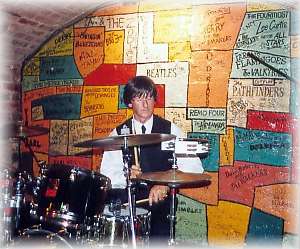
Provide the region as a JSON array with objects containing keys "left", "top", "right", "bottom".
[
  {"left": 121, "top": 136, "right": 137, "bottom": 248},
  {"left": 168, "top": 153, "right": 178, "bottom": 246}
]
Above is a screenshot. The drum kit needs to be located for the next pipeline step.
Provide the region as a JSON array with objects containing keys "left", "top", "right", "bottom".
[{"left": 1, "top": 122, "right": 211, "bottom": 248}]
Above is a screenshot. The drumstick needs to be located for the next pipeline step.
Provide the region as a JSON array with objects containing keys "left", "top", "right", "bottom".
[
  {"left": 133, "top": 146, "right": 140, "bottom": 167},
  {"left": 122, "top": 198, "right": 149, "bottom": 207},
  {"left": 132, "top": 120, "right": 140, "bottom": 167}
]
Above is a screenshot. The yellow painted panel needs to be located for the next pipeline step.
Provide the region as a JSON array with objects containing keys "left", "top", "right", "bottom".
[
  {"left": 37, "top": 27, "right": 73, "bottom": 57},
  {"left": 207, "top": 201, "right": 251, "bottom": 246},
  {"left": 23, "top": 57, "right": 39, "bottom": 76},
  {"left": 169, "top": 42, "right": 191, "bottom": 62},
  {"left": 220, "top": 127, "right": 234, "bottom": 166},
  {"left": 153, "top": 108, "right": 165, "bottom": 118},
  {"left": 139, "top": 0, "right": 191, "bottom": 12},
  {"left": 154, "top": 10, "right": 192, "bottom": 43},
  {"left": 247, "top": 3, "right": 285, "bottom": 12},
  {"left": 104, "top": 30, "right": 125, "bottom": 64},
  {"left": 81, "top": 86, "right": 119, "bottom": 118}
]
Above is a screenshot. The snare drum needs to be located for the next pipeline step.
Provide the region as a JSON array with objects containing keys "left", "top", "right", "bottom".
[
  {"left": 34, "top": 164, "right": 111, "bottom": 229},
  {"left": 90, "top": 205, "right": 151, "bottom": 247}
]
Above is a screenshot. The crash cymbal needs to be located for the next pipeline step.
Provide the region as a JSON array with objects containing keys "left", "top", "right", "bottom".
[
  {"left": 74, "top": 133, "right": 176, "bottom": 149},
  {"left": 136, "top": 169, "right": 211, "bottom": 188},
  {"left": 4, "top": 123, "right": 49, "bottom": 138}
]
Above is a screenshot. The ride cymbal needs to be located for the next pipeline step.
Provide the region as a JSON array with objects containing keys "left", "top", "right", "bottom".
[
  {"left": 136, "top": 169, "right": 211, "bottom": 188},
  {"left": 74, "top": 133, "right": 176, "bottom": 149}
]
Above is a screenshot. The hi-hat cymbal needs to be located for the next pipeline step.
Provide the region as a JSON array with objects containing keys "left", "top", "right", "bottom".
[
  {"left": 74, "top": 133, "right": 176, "bottom": 149},
  {"left": 4, "top": 123, "right": 49, "bottom": 138},
  {"left": 136, "top": 169, "right": 211, "bottom": 188}
]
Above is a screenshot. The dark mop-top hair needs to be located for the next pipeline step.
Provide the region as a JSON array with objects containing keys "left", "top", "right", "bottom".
[{"left": 123, "top": 76, "right": 157, "bottom": 106}]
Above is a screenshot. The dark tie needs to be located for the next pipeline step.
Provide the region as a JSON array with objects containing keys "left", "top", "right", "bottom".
[
  {"left": 140, "top": 125, "right": 146, "bottom": 169},
  {"left": 141, "top": 125, "right": 146, "bottom": 134}
]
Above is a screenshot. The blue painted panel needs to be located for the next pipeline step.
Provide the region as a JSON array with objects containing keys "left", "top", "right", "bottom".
[
  {"left": 187, "top": 132, "right": 219, "bottom": 172},
  {"left": 118, "top": 85, "right": 127, "bottom": 109},
  {"left": 32, "top": 94, "right": 81, "bottom": 120},
  {"left": 235, "top": 10, "right": 290, "bottom": 56},
  {"left": 234, "top": 127, "right": 292, "bottom": 166},
  {"left": 246, "top": 208, "right": 283, "bottom": 246},
  {"left": 40, "top": 56, "right": 82, "bottom": 80}
]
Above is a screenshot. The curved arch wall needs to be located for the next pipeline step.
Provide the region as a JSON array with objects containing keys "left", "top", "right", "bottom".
[{"left": 21, "top": 0, "right": 299, "bottom": 246}]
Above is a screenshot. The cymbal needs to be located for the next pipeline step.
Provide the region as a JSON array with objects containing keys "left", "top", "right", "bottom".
[
  {"left": 74, "top": 133, "right": 176, "bottom": 149},
  {"left": 4, "top": 123, "right": 49, "bottom": 138},
  {"left": 136, "top": 169, "right": 211, "bottom": 188}
]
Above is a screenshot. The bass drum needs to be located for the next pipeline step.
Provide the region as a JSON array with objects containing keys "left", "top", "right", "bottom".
[
  {"left": 33, "top": 164, "right": 111, "bottom": 230},
  {"left": 12, "top": 227, "right": 74, "bottom": 249},
  {"left": 89, "top": 205, "right": 151, "bottom": 247}
]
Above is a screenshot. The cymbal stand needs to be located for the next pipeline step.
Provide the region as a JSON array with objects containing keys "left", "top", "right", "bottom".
[
  {"left": 121, "top": 136, "right": 137, "bottom": 248},
  {"left": 168, "top": 152, "right": 179, "bottom": 246}
]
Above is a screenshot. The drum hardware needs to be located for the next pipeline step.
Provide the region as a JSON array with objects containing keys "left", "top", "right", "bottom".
[
  {"left": 137, "top": 153, "right": 211, "bottom": 246},
  {"left": 122, "top": 198, "right": 149, "bottom": 207},
  {"left": 31, "top": 164, "right": 110, "bottom": 236},
  {"left": 1, "top": 169, "right": 14, "bottom": 245},
  {"left": 14, "top": 172, "right": 26, "bottom": 231},
  {"left": 4, "top": 121, "right": 49, "bottom": 139},
  {"left": 121, "top": 135, "right": 137, "bottom": 248},
  {"left": 89, "top": 205, "right": 151, "bottom": 247},
  {"left": 162, "top": 137, "right": 209, "bottom": 157},
  {"left": 15, "top": 226, "right": 74, "bottom": 249}
]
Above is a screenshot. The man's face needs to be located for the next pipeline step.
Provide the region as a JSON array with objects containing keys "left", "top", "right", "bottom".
[{"left": 129, "top": 94, "right": 155, "bottom": 123}]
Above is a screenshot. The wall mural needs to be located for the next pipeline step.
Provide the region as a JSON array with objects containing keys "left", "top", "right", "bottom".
[{"left": 21, "top": 0, "right": 299, "bottom": 247}]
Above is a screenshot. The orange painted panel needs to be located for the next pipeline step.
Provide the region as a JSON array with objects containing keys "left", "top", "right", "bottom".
[
  {"left": 22, "top": 87, "right": 57, "bottom": 126},
  {"left": 188, "top": 50, "right": 232, "bottom": 107},
  {"left": 254, "top": 183, "right": 299, "bottom": 234},
  {"left": 191, "top": 3, "right": 246, "bottom": 50},
  {"left": 32, "top": 153, "right": 48, "bottom": 177},
  {"left": 179, "top": 172, "right": 218, "bottom": 205},
  {"left": 74, "top": 27, "right": 105, "bottom": 77},
  {"left": 93, "top": 110, "right": 129, "bottom": 139},
  {"left": 56, "top": 86, "right": 83, "bottom": 94}
]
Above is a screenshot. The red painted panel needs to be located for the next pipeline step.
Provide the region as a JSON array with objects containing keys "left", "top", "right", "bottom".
[
  {"left": 155, "top": 84, "right": 165, "bottom": 108},
  {"left": 84, "top": 64, "right": 137, "bottom": 86},
  {"left": 219, "top": 161, "right": 290, "bottom": 207},
  {"left": 247, "top": 110, "right": 292, "bottom": 133},
  {"left": 49, "top": 156, "right": 92, "bottom": 170}
]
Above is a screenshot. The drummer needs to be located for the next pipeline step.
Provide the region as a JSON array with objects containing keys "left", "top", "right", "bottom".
[{"left": 100, "top": 75, "right": 203, "bottom": 242}]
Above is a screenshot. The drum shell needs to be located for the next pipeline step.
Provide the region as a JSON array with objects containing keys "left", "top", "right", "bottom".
[
  {"left": 88, "top": 206, "right": 151, "bottom": 246},
  {"left": 35, "top": 164, "right": 111, "bottom": 226}
]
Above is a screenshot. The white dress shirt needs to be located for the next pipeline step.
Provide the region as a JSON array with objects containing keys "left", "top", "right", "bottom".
[{"left": 100, "top": 115, "right": 203, "bottom": 188}]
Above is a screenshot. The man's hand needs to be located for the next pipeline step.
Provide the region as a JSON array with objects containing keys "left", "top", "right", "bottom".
[
  {"left": 149, "top": 185, "right": 169, "bottom": 206},
  {"left": 130, "top": 164, "right": 142, "bottom": 179}
]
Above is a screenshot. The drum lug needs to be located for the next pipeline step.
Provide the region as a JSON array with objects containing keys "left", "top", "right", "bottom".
[
  {"left": 69, "top": 168, "right": 79, "bottom": 182},
  {"left": 60, "top": 203, "right": 69, "bottom": 214}
]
